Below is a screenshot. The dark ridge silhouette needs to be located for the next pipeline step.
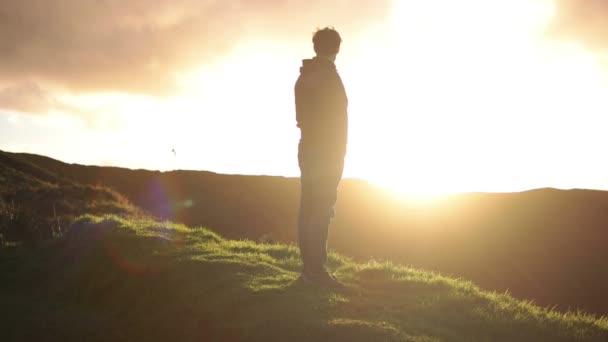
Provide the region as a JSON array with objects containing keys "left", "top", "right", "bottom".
[{"left": 2, "top": 149, "right": 608, "bottom": 316}]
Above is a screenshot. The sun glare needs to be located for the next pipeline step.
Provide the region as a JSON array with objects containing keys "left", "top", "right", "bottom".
[{"left": 341, "top": 0, "right": 608, "bottom": 198}]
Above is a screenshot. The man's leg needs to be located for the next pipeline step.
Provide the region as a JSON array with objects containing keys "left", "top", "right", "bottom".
[
  {"left": 298, "top": 162, "right": 343, "bottom": 275},
  {"left": 298, "top": 171, "right": 322, "bottom": 274}
]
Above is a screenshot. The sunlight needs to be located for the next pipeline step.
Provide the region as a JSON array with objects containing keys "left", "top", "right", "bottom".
[
  {"left": 50, "top": 0, "right": 608, "bottom": 195},
  {"left": 343, "top": 0, "right": 608, "bottom": 196},
  {"left": 163, "top": 40, "right": 302, "bottom": 175}
]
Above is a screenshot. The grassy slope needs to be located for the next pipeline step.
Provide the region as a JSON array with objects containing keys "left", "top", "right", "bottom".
[
  {"left": 0, "top": 151, "right": 138, "bottom": 241},
  {"left": 1, "top": 215, "right": 606, "bottom": 342},
  {"left": 9, "top": 150, "right": 608, "bottom": 317}
]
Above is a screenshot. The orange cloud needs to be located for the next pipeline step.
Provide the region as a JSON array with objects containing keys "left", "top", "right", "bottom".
[
  {"left": 549, "top": 0, "right": 608, "bottom": 50},
  {"left": 0, "top": 81, "right": 107, "bottom": 127},
  {"left": 0, "top": 0, "right": 390, "bottom": 98},
  {"left": 0, "top": 82, "right": 57, "bottom": 114}
]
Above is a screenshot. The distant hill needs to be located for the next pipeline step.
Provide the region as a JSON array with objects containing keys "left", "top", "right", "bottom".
[
  {"left": 2, "top": 150, "right": 608, "bottom": 317},
  {"left": 1, "top": 214, "right": 606, "bottom": 341}
]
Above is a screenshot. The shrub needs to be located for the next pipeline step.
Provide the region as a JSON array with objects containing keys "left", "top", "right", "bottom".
[{"left": 0, "top": 197, "right": 42, "bottom": 247}]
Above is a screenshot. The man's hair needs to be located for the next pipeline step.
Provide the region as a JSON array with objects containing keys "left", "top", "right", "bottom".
[{"left": 313, "top": 27, "right": 342, "bottom": 55}]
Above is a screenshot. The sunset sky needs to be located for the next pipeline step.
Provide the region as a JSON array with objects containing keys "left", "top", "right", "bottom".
[{"left": 1, "top": 0, "right": 608, "bottom": 195}]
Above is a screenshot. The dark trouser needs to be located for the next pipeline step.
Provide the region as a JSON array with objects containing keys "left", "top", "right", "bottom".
[{"left": 298, "top": 155, "right": 344, "bottom": 274}]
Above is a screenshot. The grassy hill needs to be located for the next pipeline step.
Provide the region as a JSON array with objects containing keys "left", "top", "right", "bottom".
[
  {"left": 1, "top": 214, "right": 606, "bottom": 341},
  {"left": 0, "top": 151, "right": 138, "bottom": 244},
  {"left": 4, "top": 149, "right": 608, "bottom": 317}
]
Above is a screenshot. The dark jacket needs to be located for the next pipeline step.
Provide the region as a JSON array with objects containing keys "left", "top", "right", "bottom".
[{"left": 295, "top": 57, "right": 348, "bottom": 166}]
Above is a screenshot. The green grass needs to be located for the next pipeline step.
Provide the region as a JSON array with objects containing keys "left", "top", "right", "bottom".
[{"left": 1, "top": 215, "right": 607, "bottom": 341}]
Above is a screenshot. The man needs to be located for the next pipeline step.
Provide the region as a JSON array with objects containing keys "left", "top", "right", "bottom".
[{"left": 294, "top": 27, "right": 348, "bottom": 288}]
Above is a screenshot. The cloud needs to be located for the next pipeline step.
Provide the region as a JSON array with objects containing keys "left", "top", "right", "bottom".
[
  {"left": 0, "top": 0, "right": 391, "bottom": 97},
  {"left": 0, "top": 82, "right": 109, "bottom": 127},
  {"left": 0, "top": 82, "right": 93, "bottom": 117},
  {"left": 549, "top": 0, "right": 608, "bottom": 50},
  {"left": 0, "top": 82, "right": 57, "bottom": 114}
]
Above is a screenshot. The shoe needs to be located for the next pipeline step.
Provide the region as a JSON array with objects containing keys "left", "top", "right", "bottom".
[{"left": 300, "top": 270, "right": 346, "bottom": 289}]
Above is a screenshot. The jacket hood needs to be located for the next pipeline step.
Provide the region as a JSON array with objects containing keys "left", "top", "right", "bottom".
[{"left": 299, "top": 57, "right": 336, "bottom": 74}]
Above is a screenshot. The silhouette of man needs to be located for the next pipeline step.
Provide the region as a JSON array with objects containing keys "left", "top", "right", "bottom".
[{"left": 295, "top": 27, "right": 348, "bottom": 288}]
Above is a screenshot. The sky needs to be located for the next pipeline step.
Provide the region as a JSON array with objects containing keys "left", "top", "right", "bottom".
[{"left": 1, "top": 0, "right": 608, "bottom": 196}]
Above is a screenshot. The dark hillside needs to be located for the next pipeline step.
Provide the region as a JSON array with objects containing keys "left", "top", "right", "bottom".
[
  {"left": 17, "top": 155, "right": 301, "bottom": 241},
  {"left": 4, "top": 150, "right": 608, "bottom": 316},
  {"left": 0, "top": 151, "right": 138, "bottom": 243}
]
